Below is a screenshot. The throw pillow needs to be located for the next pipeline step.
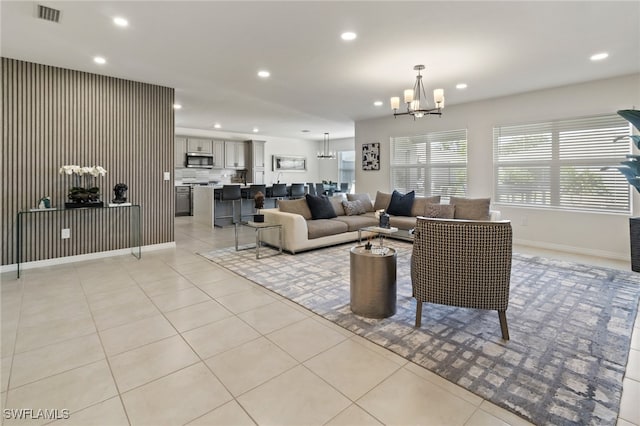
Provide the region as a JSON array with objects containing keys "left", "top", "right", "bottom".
[
  {"left": 305, "top": 194, "right": 337, "bottom": 220},
  {"left": 423, "top": 203, "right": 455, "bottom": 219},
  {"left": 411, "top": 195, "right": 441, "bottom": 217},
  {"left": 342, "top": 200, "right": 367, "bottom": 216},
  {"left": 373, "top": 191, "right": 392, "bottom": 211},
  {"left": 277, "top": 198, "right": 312, "bottom": 220},
  {"left": 386, "top": 190, "right": 415, "bottom": 216},
  {"left": 449, "top": 196, "right": 491, "bottom": 220},
  {"left": 346, "top": 193, "right": 374, "bottom": 212}
]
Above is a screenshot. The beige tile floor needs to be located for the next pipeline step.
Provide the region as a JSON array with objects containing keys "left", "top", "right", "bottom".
[{"left": 0, "top": 216, "right": 638, "bottom": 426}]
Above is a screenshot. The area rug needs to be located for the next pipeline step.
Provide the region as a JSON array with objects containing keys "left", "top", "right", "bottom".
[{"left": 199, "top": 241, "right": 640, "bottom": 425}]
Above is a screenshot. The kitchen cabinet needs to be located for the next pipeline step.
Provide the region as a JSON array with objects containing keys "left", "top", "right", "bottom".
[
  {"left": 175, "top": 136, "right": 187, "bottom": 168},
  {"left": 225, "top": 141, "right": 247, "bottom": 169},
  {"left": 212, "top": 140, "right": 225, "bottom": 168},
  {"left": 187, "top": 138, "right": 213, "bottom": 154},
  {"left": 245, "top": 140, "right": 266, "bottom": 183},
  {"left": 175, "top": 186, "right": 191, "bottom": 216}
]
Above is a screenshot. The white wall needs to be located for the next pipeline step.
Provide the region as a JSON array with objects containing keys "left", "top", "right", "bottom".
[
  {"left": 175, "top": 128, "right": 327, "bottom": 185},
  {"left": 355, "top": 74, "right": 640, "bottom": 260}
]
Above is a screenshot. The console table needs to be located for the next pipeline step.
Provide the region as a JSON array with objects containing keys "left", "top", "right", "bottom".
[{"left": 16, "top": 204, "right": 141, "bottom": 278}]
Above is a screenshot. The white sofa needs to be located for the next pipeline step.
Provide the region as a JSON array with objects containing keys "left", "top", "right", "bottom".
[{"left": 259, "top": 193, "right": 501, "bottom": 254}]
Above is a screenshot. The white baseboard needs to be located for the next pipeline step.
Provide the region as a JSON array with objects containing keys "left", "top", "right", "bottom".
[
  {"left": 0, "top": 242, "right": 176, "bottom": 274},
  {"left": 513, "top": 238, "right": 627, "bottom": 262}
]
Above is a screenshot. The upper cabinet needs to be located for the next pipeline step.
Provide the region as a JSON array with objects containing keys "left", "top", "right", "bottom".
[
  {"left": 175, "top": 136, "right": 187, "bottom": 168},
  {"left": 211, "top": 140, "right": 225, "bottom": 168},
  {"left": 187, "top": 138, "right": 213, "bottom": 154},
  {"left": 225, "top": 141, "right": 247, "bottom": 169},
  {"left": 252, "top": 140, "right": 266, "bottom": 168}
]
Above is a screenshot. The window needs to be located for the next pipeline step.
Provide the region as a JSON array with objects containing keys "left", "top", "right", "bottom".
[
  {"left": 390, "top": 129, "right": 467, "bottom": 200},
  {"left": 493, "top": 114, "right": 631, "bottom": 213}
]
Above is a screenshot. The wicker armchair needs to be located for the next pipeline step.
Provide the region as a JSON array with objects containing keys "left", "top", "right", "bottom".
[{"left": 411, "top": 217, "right": 513, "bottom": 340}]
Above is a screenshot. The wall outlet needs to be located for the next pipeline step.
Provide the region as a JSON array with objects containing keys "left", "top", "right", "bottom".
[
  {"left": 163, "top": 171, "right": 170, "bottom": 181},
  {"left": 61, "top": 228, "right": 70, "bottom": 239}
]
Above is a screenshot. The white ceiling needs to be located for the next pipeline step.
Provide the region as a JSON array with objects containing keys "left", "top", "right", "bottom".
[{"left": 2, "top": 1, "right": 639, "bottom": 141}]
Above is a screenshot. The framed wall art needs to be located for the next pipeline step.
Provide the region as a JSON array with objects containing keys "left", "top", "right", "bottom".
[
  {"left": 272, "top": 155, "right": 307, "bottom": 172},
  {"left": 362, "top": 142, "right": 380, "bottom": 170}
]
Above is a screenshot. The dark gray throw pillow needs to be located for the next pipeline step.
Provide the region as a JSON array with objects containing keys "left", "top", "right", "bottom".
[
  {"left": 386, "top": 190, "right": 415, "bottom": 216},
  {"left": 305, "top": 194, "right": 337, "bottom": 220}
]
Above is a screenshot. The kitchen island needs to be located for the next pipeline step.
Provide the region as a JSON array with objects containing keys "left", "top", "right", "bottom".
[{"left": 192, "top": 185, "right": 281, "bottom": 228}]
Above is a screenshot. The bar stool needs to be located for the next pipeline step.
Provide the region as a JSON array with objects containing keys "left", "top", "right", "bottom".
[
  {"left": 271, "top": 183, "right": 288, "bottom": 206},
  {"left": 289, "top": 183, "right": 305, "bottom": 199},
  {"left": 218, "top": 185, "right": 242, "bottom": 224},
  {"left": 340, "top": 182, "right": 349, "bottom": 193},
  {"left": 307, "top": 183, "right": 316, "bottom": 196}
]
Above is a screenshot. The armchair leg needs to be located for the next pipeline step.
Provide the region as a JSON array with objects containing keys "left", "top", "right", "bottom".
[
  {"left": 415, "top": 300, "right": 422, "bottom": 328},
  {"left": 498, "top": 310, "right": 509, "bottom": 341}
]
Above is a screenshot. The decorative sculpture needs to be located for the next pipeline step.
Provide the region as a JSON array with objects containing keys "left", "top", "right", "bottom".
[
  {"left": 112, "top": 183, "right": 128, "bottom": 204},
  {"left": 254, "top": 191, "right": 265, "bottom": 222}
]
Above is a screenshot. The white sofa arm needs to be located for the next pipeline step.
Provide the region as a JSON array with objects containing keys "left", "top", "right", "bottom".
[{"left": 261, "top": 208, "right": 309, "bottom": 253}]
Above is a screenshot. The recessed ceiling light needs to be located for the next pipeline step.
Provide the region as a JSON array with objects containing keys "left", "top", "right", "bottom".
[
  {"left": 173, "top": 104, "right": 182, "bottom": 109},
  {"left": 113, "top": 17, "right": 128, "bottom": 27},
  {"left": 373, "top": 101, "right": 383, "bottom": 107},
  {"left": 214, "top": 123, "right": 221, "bottom": 129},
  {"left": 341, "top": 32, "right": 357, "bottom": 41},
  {"left": 590, "top": 52, "right": 609, "bottom": 61},
  {"left": 93, "top": 56, "right": 106, "bottom": 65},
  {"left": 253, "top": 127, "right": 259, "bottom": 133},
  {"left": 456, "top": 83, "right": 468, "bottom": 89},
  {"left": 301, "top": 129, "right": 310, "bottom": 133},
  {"left": 257, "top": 70, "right": 270, "bottom": 78}
]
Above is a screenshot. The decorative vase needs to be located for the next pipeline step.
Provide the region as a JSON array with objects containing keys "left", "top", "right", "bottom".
[
  {"left": 379, "top": 212, "right": 390, "bottom": 229},
  {"left": 65, "top": 187, "right": 103, "bottom": 209}
]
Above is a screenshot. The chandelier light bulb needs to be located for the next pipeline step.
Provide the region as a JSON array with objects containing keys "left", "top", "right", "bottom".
[
  {"left": 404, "top": 89, "right": 414, "bottom": 104},
  {"left": 390, "top": 97, "right": 400, "bottom": 110}
]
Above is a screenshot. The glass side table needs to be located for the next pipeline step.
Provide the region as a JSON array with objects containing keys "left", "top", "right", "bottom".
[
  {"left": 236, "top": 221, "right": 283, "bottom": 259},
  {"left": 357, "top": 226, "right": 399, "bottom": 248}
]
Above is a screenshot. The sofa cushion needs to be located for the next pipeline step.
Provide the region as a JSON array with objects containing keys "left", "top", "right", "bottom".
[
  {"left": 305, "top": 194, "right": 337, "bottom": 220},
  {"left": 389, "top": 215, "right": 417, "bottom": 230},
  {"left": 411, "top": 195, "right": 441, "bottom": 217},
  {"left": 424, "top": 203, "right": 455, "bottom": 219},
  {"left": 342, "top": 200, "right": 367, "bottom": 216},
  {"left": 306, "top": 219, "right": 348, "bottom": 239},
  {"left": 329, "top": 194, "right": 346, "bottom": 217},
  {"left": 387, "top": 190, "right": 415, "bottom": 216},
  {"left": 373, "top": 191, "right": 392, "bottom": 211},
  {"left": 449, "top": 196, "right": 491, "bottom": 220},
  {"left": 346, "top": 193, "right": 374, "bottom": 212},
  {"left": 278, "top": 198, "right": 312, "bottom": 220},
  {"left": 334, "top": 215, "right": 378, "bottom": 231}
]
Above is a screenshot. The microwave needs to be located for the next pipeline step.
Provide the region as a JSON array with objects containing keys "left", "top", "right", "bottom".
[{"left": 185, "top": 152, "right": 214, "bottom": 168}]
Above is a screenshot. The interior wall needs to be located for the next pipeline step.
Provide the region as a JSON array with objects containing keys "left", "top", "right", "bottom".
[
  {"left": 1, "top": 58, "right": 175, "bottom": 266},
  {"left": 355, "top": 73, "right": 640, "bottom": 260}
]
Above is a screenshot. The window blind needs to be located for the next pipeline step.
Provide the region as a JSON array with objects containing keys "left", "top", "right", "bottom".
[
  {"left": 493, "top": 114, "right": 631, "bottom": 213},
  {"left": 390, "top": 129, "right": 467, "bottom": 199}
]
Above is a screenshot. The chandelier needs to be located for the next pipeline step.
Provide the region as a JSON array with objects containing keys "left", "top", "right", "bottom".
[
  {"left": 317, "top": 132, "right": 336, "bottom": 159},
  {"left": 390, "top": 65, "right": 444, "bottom": 119}
]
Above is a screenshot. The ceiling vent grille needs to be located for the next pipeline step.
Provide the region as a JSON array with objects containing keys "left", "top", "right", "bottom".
[{"left": 37, "top": 5, "right": 61, "bottom": 23}]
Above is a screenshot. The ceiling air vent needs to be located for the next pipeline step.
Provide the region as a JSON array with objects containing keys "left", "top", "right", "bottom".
[{"left": 37, "top": 5, "right": 61, "bottom": 23}]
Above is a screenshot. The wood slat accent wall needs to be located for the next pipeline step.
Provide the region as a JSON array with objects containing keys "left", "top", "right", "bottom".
[{"left": 1, "top": 58, "right": 175, "bottom": 266}]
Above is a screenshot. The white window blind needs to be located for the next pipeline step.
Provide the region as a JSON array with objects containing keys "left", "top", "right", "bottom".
[
  {"left": 493, "top": 114, "right": 631, "bottom": 213},
  {"left": 390, "top": 129, "right": 467, "bottom": 199}
]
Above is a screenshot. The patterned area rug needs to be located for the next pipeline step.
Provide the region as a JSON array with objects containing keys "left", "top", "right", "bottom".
[{"left": 200, "top": 241, "right": 640, "bottom": 425}]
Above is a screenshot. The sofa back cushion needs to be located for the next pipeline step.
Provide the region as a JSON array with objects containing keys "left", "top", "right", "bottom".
[
  {"left": 329, "top": 194, "right": 347, "bottom": 216},
  {"left": 346, "top": 193, "right": 374, "bottom": 212},
  {"left": 278, "top": 198, "right": 312, "bottom": 220},
  {"left": 449, "top": 196, "right": 491, "bottom": 220},
  {"left": 424, "top": 203, "right": 455, "bottom": 219},
  {"left": 411, "top": 195, "right": 441, "bottom": 217},
  {"left": 373, "top": 191, "right": 392, "bottom": 211},
  {"left": 387, "top": 190, "right": 415, "bottom": 216},
  {"left": 305, "top": 194, "right": 338, "bottom": 220}
]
